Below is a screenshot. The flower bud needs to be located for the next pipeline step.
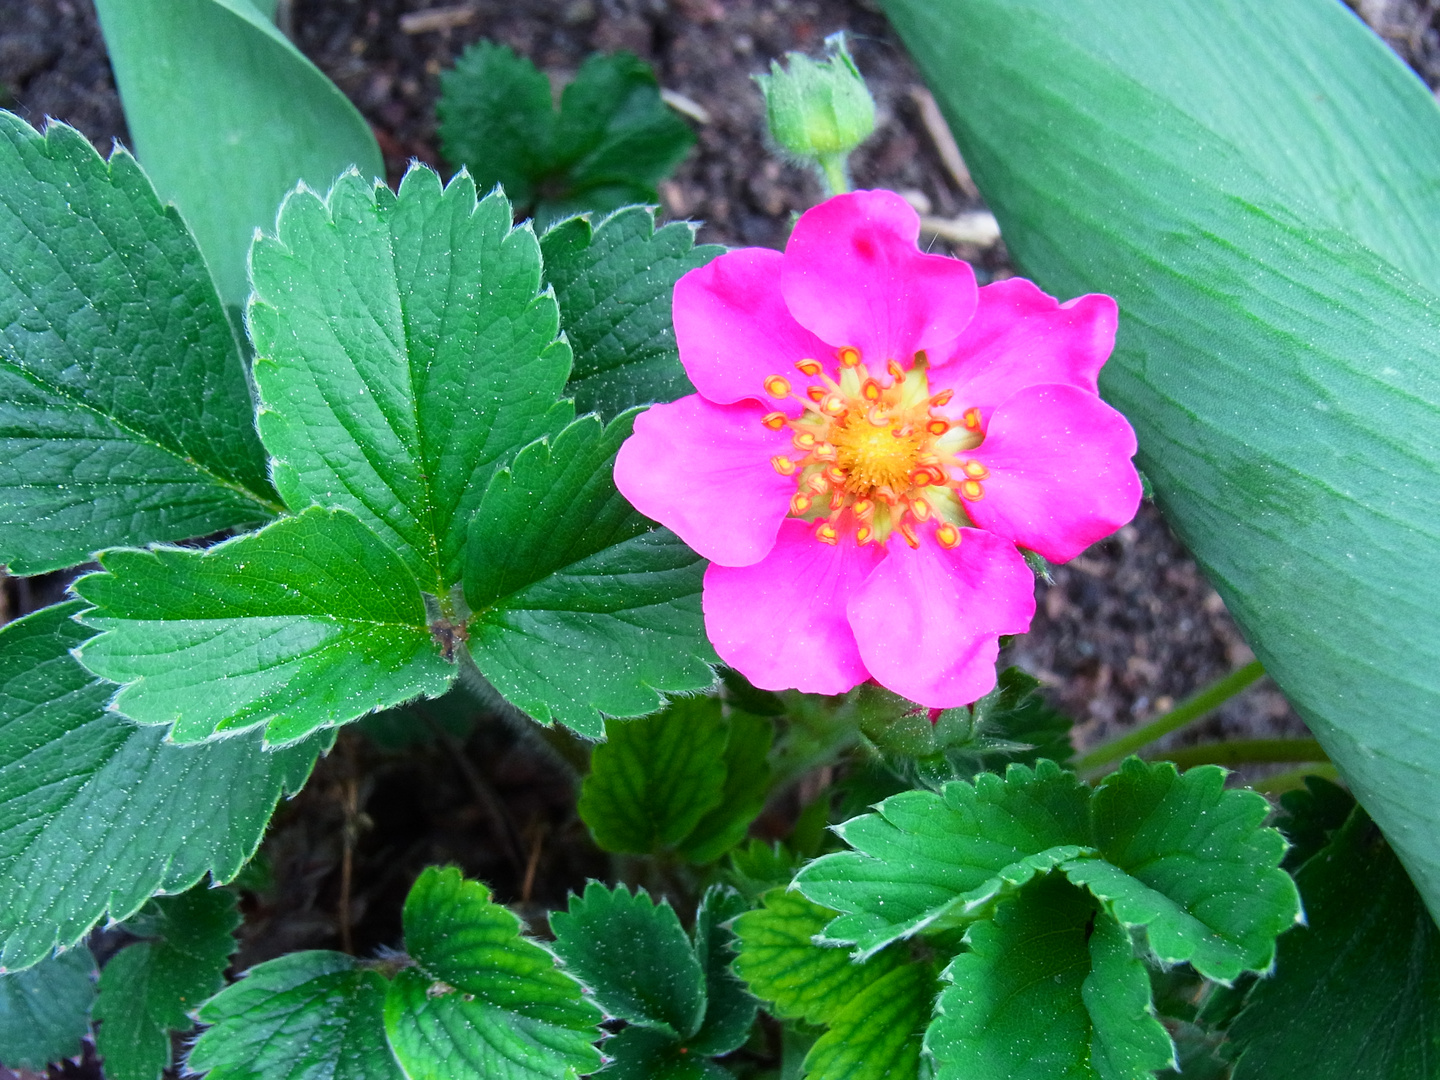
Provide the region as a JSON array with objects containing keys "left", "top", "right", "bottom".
[{"left": 756, "top": 32, "right": 875, "bottom": 177}]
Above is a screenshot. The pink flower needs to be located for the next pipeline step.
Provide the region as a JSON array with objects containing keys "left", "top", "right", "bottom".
[{"left": 615, "top": 190, "right": 1141, "bottom": 707}]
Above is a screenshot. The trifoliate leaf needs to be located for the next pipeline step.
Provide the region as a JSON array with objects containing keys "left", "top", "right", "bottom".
[
  {"left": 725, "top": 840, "right": 804, "bottom": 901},
  {"left": 1228, "top": 803, "right": 1440, "bottom": 1080},
  {"left": 1063, "top": 759, "right": 1299, "bottom": 981},
  {"left": 0, "top": 946, "right": 95, "bottom": 1069},
  {"left": 383, "top": 867, "right": 602, "bottom": 1080},
  {"left": 541, "top": 207, "right": 722, "bottom": 419},
  {"left": 795, "top": 760, "right": 1093, "bottom": 957},
  {"left": 805, "top": 961, "right": 936, "bottom": 1080},
  {"left": 464, "top": 413, "right": 714, "bottom": 738},
  {"left": 0, "top": 111, "right": 276, "bottom": 575},
  {"left": 74, "top": 507, "right": 454, "bottom": 746},
  {"left": 94, "top": 886, "right": 239, "bottom": 1080},
  {"left": 549, "top": 883, "right": 706, "bottom": 1038},
  {"left": 926, "top": 875, "right": 1174, "bottom": 1080},
  {"left": 677, "top": 712, "right": 773, "bottom": 865},
  {"left": 688, "top": 885, "right": 756, "bottom": 1057},
  {"left": 438, "top": 47, "right": 693, "bottom": 225},
  {"left": 732, "top": 889, "right": 905, "bottom": 1028},
  {"left": 0, "top": 602, "right": 326, "bottom": 970},
  {"left": 578, "top": 698, "right": 729, "bottom": 855},
  {"left": 188, "top": 951, "right": 403, "bottom": 1080},
  {"left": 249, "top": 164, "right": 573, "bottom": 596},
  {"left": 600, "top": 1025, "right": 730, "bottom": 1080}
]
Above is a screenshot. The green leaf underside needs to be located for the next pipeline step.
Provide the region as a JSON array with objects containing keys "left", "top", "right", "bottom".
[
  {"left": 0, "top": 112, "right": 274, "bottom": 575},
  {"left": 578, "top": 698, "right": 729, "bottom": 855},
  {"left": 549, "top": 883, "right": 706, "bottom": 1038},
  {"left": 94, "top": 887, "right": 239, "bottom": 1080},
  {"left": 189, "top": 951, "right": 403, "bottom": 1080},
  {"left": 464, "top": 413, "right": 714, "bottom": 738},
  {"left": 732, "top": 889, "right": 906, "bottom": 1028},
  {"left": 599, "top": 1025, "right": 729, "bottom": 1080},
  {"left": 74, "top": 507, "right": 453, "bottom": 746},
  {"left": 881, "top": 0, "right": 1440, "bottom": 917},
  {"left": 0, "top": 602, "right": 326, "bottom": 971},
  {"left": 541, "top": 207, "right": 722, "bottom": 420},
  {"left": 438, "top": 45, "right": 694, "bottom": 224},
  {"left": 689, "top": 885, "right": 756, "bottom": 1057},
  {"left": 927, "top": 875, "right": 1174, "bottom": 1080},
  {"left": 249, "top": 165, "right": 572, "bottom": 596},
  {"left": 1228, "top": 804, "right": 1440, "bottom": 1080},
  {"left": 796, "top": 760, "right": 1297, "bottom": 981},
  {"left": 386, "top": 867, "right": 601, "bottom": 1080},
  {"left": 805, "top": 961, "right": 936, "bottom": 1080},
  {"left": 677, "top": 711, "right": 773, "bottom": 865},
  {"left": 0, "top": 946, "right": 95, "bottom": 1069}
]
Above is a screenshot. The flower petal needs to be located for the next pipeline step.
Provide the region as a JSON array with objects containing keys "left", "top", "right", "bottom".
[
  {"left": 928, "top": 278, "right": 1118, "bottom": 415},
  {"left": 963, "top": 384, "right": 1142, "bottom": 563},
  {"left": 848, "top": 529, "right": 1035, "bottom": 708},
  {"left": 674, "top": 247, "right": 834, "bottom": 413},
  {"left": 704, "top": 520, "right": 883, "bottom": 695},
  {"left": 780, "top": 190, "right": 977, "bottom": 364},
  {"left": 614, "top": 395, "right": 794, "bottom": 566}
]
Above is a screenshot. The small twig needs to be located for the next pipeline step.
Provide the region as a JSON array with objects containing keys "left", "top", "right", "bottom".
[
  {"left": 337, "top": 735, "right": 360, "bottom": 955},
  {"left": 660, "top": 89, "right": 711, "bottom": 124},
  {"left": 919, "top": 211, "right": 1001, "bottom": 247},
  {"left": 520, "top": 819, "right": 546, "bottom": 905},
  {"left": 909, "top": 86, "right": 979, "bottom": 200},
  {"left": 399, "top": 4, "right": 475, "bottom": 33}
]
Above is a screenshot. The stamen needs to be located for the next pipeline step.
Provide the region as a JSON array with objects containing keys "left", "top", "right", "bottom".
[
  {"left": 962, "top": 460, "right": 989, "bottom": 480},
  {"left": 816, "top": 522, "right": 840, "bottom": 544},
  {"left": 910, "top": 498, "right": 932, "bottom": 521},
  {"left": 960, "top": 479, "right": 985, "bottom": 501},
  {"left": 898, "top": 519, "right": 920, "bottom": 548},
  {"left": 771, "top": 456, "right": 797, "bottom": 476},
  {"left": 930, "top": 388, "right": 954, "bottom": 407},
  {"left": 806, "top": 386, "right": 827, "bottom": 402},
  {"left": 829, "top": 491, "right": 845, "bottom": 511},
  {"left": 866, "top": 405, "right": 890, "bottom": 427},
  {"left": 824, "top": 466, "right": 847, "bottom": 487},
  {"left": 796, "top": 358, "right": 823, "bottom": 376},
  {"left": 838, "top": 346, "right": 861, "bottom": 368},
  {"left": 793, "top": 431, "right": 817, "bottom": 450},
  {"left": 762, "top": 411, "right": 787, "bottom": 430},
  {"left": 764, "top": 375, "right": 792, "bottom": 398},
  {"left": 962, "top": 407, "right": 983, "bottom": 431},
  {"left": 887, "top": 359, "right": 906, "bottom": 382},
  {"left": 856, "top": 525, "right": 873, "bottom": 545},
  {"left": 807, "top": 473, "right": 830, "bottom": 493},
  {"left": 852, "top": 498, "right": 873, "bottom": 518},
  {"left": 926, "top": 419, "right": 950, "bottom": 435},
  {"left": 936, "top": 523, "right": 960, "bottom": 549},
  {"left": 814, "top": 441, "right": 837, "bottom": 461},
  {"left": 822, "top": 394, "right": 847, "bottom": 416},
  {"left": 790, "top": 493, "right": 812, "bottom": 515},
  {"left": 861, "top": 378, "right": 882, "bottom": 402}
]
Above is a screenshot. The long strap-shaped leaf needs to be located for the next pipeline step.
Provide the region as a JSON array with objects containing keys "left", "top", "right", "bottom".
[{"left": 882, "top": 0, "right": 1440, "bottom": 918}]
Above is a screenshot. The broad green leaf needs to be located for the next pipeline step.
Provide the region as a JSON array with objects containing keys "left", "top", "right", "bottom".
[
  {"left": 600, "top": 1025, "right": 730, "bottom": 1080},
  {"left": 549, "top": 883, "right": 706, "bottom": 1038},
  {"left": 1228, "top": 803, "right": 1440, "bottom": 1080},
  {"left": 805, "top": 961, "right": 935, "bottom": 1080},
  {"left": 676, "top": 711, "right": 773, "bottom": 865},
  {"left": 464, "top": 413, "right": 714, "bottom": 738},
  {"left": 725, "top": 840, "right": 804, "bottom": 901},
  {"left": 795, "top": 760, "right": 1093, "bottom": 956},
  {"left": 883, "top": 0, "right": 1440, "bottom": 918},
  {"left": 250, "top": 165, "right": 572, "bottom": 596},
  {"left": 189, "top": 951, "right": 403, "bottom": 1080},
  {"left": 439, "top": 47, "right": 694, "bottom": 226},
  {"left": 578, "top": 698, "right": 729, "bottom": 855},
  {"left": 926, "top": 876, "right": 1173, "bottom": 1080},
  {"left": 92, "top": 0, "right": 383, "bottom": 307},
  {"left": 541, "top": 207, "right": 723, "bottom": 419},
  {"left": 732, "top": 889, "right": 905, "bottom": 1028},
  {"left": 0, "top": 602, "right": 326, "bottom": 970},
  {"left": 0, "top": 946, "right": 95, "bottom": 1069},
  {"left": 1062, "top": 760, "right": 1299, "bottom": 982},
  {"left": 383, "top": 867, "right": 602, "bottom": 1080},
  {"left": 688, "top": 885, "right": 756, "bottom": 1057},
  {"left": 0, "top": 112, "right": 276, "bottom": 575},
  {"left": 94, "top": 886, "right": 239, "bottom": 1080},
  {"left": 74, "top": 507, "right": 454, "bottom": 746}
]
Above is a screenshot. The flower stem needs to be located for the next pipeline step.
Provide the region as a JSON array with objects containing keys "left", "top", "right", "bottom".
[
  {"left": 1147, "top": 737, "right": 1328, "bottom": 771},
  {"left": 1252, "top": 762, "right": 1341, "bottom": 795},
  {"left": 818, "top": 152, "right": 851, "bottom": 196},
  {"left": 1076, "top": 659, "right": 1266, "bottom": 778}
]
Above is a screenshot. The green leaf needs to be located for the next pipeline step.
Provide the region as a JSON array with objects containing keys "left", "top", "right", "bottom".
[
  {"left": 795, "top": 760, "right": 1093, "bottom": 956},
  {"left": 1228, "top": 803, "right": 1440, "bottom": 1080},
  {"left": 92, "top": 0, "right": 383, "bottom": 307},
  {"left": 1273, "top": 775, "right": 1355, "bottom": 872},
  {"left": 94, "top": 886, "right": 239, "bottom": 1080},
  {"left": 1062, "top": 759, "right": 1299, "bottom": 982},
  {"left": 189, "top": 951, "right": 403, "bottom": 1080},
  {"left": 805, "top": 961, "right": 935, "bottom": 1080},
  {"left": 383, "top": 867, "right": 602, "bottom": 1080},
  {"left": 541, "top": 207, "right": 722, "bottom": 419},
  {"left": 676, "top": 711, "right": 773, "bottom": 865},
  {"left": 0, "top": 946, "right": 95, "bottom": 1069},
  {"left": 438, "top": 47, "right": 693, "bottom": 225},
  {"left": 882, "top": 0, "right": 1440, "bottom": 919},
  {"left": 970, "top": 667, "right": 1075, "bottom": 770},
  {"left": 688, "top": 885, "right": 756, "bottom": 1057},
  {"left": 250, "top": 165, "right": 572, "bottom": 596},
  {"left": 464, "top": 413, "right": 714, "bottom": 738},
  {"left": 599, "top": 1025, "right": 729, "bottom": 1080},
  {"left": 733, "top": 889, "right": 905, "bottom": 1028},
  {"left": 927, "top": 875, "right": 1174, "bottom": 1080},
  {"left": 74, "top": 507, "right": 455, "bottom": 746},
  {"left": 0, "top": 112, "right": 276, "bottom": 575},
  {"left": 0, "top": 602, "right": 326, "bottom": 970},
  {"left": 549, "top": 882, "right": 706, "bottom": 1038},
  {"left": 578, "top": 697, "right": 729, "bottom": 855}
]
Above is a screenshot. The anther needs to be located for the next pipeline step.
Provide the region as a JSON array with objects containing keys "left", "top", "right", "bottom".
[
  {"left": 866, "top": 405, "right": 890, "bottom": 427},
  {"left": 796, "top": 358, "right": 824, "bottom": 376},
  {"left": 838, "top": 346, "right": 861, "bottom": 368},
  {"left": 806, "top": 386, "right": 827, "bottom": 402},
  {"left": 910, "top": 498, "right": 932, "bottom": 522},
  {"left": 856, "top": 525, "right": 874, "bottom": 545},
  {"left": 822, "top": 394, "right": 847, "bottom": 416},
  {"left": 816, "top": 522, "right": 840, "bottom": 544},
  {"left": 771, "top": 456, "right": 796, "bottom": 476},
  {"left": 852, "top": 498, "right": 874, "bottom": 518},
  {"left": 926, "top": 419, "right": 950, "bottom": 435},
  {"left": 814, "top": 441, "right": 837, "bottom": 461},
  {"left": 825, "top": 466, "right": 847, "bottom": 487},
  {"left": 887, "top": 359, "right": 906, "bottom": 382},
  {"left": 898, "top": 519, "right": 920, "bottom": 548},
  {"left": 960, "top": 479, "right": 985, "bottom": 501},
  {"left": 861, "top": 378, "right": 882, "bottom": 402},
  {"left": 764, "top": 375, "right": 792, "bottom": 398},
  {"left": 962, "top": 407, "right": 983, "bottom": 430},
  {"left": 793, "top": 431, "right": 817, "bottom": 450},
  {"left": 762, "top": 411, "right": 788, "bottom": 430},
  {"left": 790, "top": 493, "right": 812, "bottom": 515},
  {"left": 930, "top": 389, "right": 954, "bottom": 407},
  {"left": 936, "top": 523, "right": 960, "bottom": 549},
  {"left": 962, "top": 460, "right": 989, "bottom": 480},
  {"left": 807, "top": 473, "right": 830, "bottom": 493},
  {"left": 829, "top": 491, "right": 845, "bottom": 511}
]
